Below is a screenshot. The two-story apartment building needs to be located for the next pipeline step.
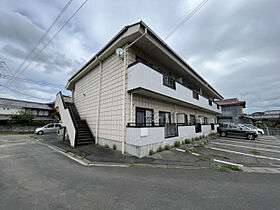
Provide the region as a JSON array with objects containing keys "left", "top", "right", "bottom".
[{"left": 56, "top": 21, "right": 223, "bottom": 157}]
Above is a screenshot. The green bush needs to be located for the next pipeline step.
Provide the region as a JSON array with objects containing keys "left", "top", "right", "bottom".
[
  {"left": 185, "top": 139, "right": 191, "bottom": 144},
  {"left": 164, "top": 145, "right": 171, "bottom": 150},
  {"left": 113, "top": 144, "right": 117, "bottom": 150},
  {"left": 8, "top": 111, "right": 34, "bottom": 125},
  {"left": 157, "top": 146, "right": 163, "bottom": 153},
  {"left": 190, "top": 147, "right": 196, "bottom": 153},
  {"left": 185, "top": 146, "right": 190, "bottom": 153},
  {"left": 174, "top": 141, "right": 181, "bottom": 148},
  {"left": 149, "top": 149, "right": 154, "bottom": 155},
  {"left": 194, "top": 137, "right": 200, "bottom": 141}
]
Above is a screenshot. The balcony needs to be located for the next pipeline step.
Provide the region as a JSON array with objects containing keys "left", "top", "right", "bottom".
[{"left": 127, "top": 61, "right": 222, "bottom": 114}]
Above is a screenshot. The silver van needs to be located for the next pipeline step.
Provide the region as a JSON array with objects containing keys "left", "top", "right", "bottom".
[{"left": 35, "top": 123, "right": 62, "bottom": 135}]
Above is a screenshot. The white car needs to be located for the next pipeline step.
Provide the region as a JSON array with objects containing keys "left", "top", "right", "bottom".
[
  {"left": 239, "top": 124, "right": 264, "bottom": 135},
  {"left": 244, "top": 124, "right": 264, "bottom": 135},
  {"left": 35, "top": 123, "right": 62, "bottom": 135}
]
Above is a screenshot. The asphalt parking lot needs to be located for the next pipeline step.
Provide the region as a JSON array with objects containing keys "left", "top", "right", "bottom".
[
  {"left": 195, "top": 135, "right": 280, "bottom": 172},
  {"left": 1, "top": 134, "right": 280, "bottom": 210}
]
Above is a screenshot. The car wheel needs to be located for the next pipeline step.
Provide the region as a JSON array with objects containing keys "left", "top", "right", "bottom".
[
  {"left": 258, "top": 131, "right": 262, "bottom": 135},
  {"left": 220, "top": 132, "right": 227, "bottom": 137},
  {"left": 247, "top": 134, "right": 255, "bottom": 140},
  {"left": 37, "top": 131, "right": 44, "bottom": 135}
]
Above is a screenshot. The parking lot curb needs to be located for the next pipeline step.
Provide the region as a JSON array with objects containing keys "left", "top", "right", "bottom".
[{"left": 29, "top": 136, "right": 213, "bottom": 170}]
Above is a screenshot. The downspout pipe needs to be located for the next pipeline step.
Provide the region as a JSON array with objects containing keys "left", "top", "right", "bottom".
[
  {"left": 121, "top": 28, "right": 148, "bottom": 154},
  {"left": 96, "top": 56, "right": 102, "bottom": 145}
]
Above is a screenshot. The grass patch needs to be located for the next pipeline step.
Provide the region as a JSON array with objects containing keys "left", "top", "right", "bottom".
[
  {"left": 185, "top": 138, "right": 191, "bottom": 144},
  {"left": 157, "top": 146, "right": 164, "bottom": 153},
  {"left": 65, "top": 149, "right": 70, "bottom": 153},
  {"left": 130, "top": 163, "right": 146, "bottom": 168},
  {"left": 157, "top": 165, "right": 167, "bottom": 168},
  {"left": 190, "top": 147, "right": 196, "bottom": 153},
  {"left": 186, "top": 147, "right": 196, "bottom": 153},
  {"left": 113, "top": 144, "right": 117, "bottom": 150},
  {"left": 250, "top": 149, "right": 261, "bottom": 155},
  {"left": 149, "top": 149, "right": 154, "bottom": 155},
  {"left": 212, "top": 154, "right": 230, "bottom": 160},
  {"left": 164, "top": 145, "right": 171, "bottom": 150},
  {"left": 209, "top": 132, "right": 218, "bottom": 137},
  {"left": 199, "top": 156, "right": 210, "bottom": 161},
  {"left": 104, "top": 144, "right": 109, "bottom": 148},
  {"left": 216, "top": 167, "right": 230, "bottom": 173},
  {"left": 225, "top": 165, "right": 242, "bottom": 172},
  {"left": 29, "top": 135, "right": 38, "bottom": 140},
  {"left": 174, "top": 141, "right": 181, "bottom": 148}
]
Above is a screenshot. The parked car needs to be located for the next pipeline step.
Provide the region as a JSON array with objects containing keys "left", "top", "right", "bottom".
[
  {"left": 35, "top": 123, "right": 62, "bottom": 135},
  {"left": 243, "top": 124, "right": 264, "bottom": 135},
  {"left": 217, "top": 123, "right": 258, "bottom": 140}
]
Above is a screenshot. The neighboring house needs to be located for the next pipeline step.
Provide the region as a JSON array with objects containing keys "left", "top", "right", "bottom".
[
  {"left": 216, "top": 98, "right": 252, "bottom": 124},
  {"left": 250, "top": 110, "right": 280, "bottom": 123},
  {"left": 0, "top": 97, "right": 55, "bottom": 123},
  {"left": 55, "top": 21, "right": 223, "bottom": 157}
]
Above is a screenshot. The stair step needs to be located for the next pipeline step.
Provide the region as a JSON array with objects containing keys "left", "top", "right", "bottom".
[
  {"left": 77, "top": 137, "right": 94, "bottom": 142},
  {"left": 77, "top": 134, "right": 92, "bottom": 138}
]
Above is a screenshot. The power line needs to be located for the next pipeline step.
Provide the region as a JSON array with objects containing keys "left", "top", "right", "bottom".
[
  {"left": 5, "top": 0, "right": 73, "bottom": 86},
  {"left": 0, "top": 72, "right": 64, "bottom": 88},
  {"left": 164, "top": 0, "right": 209, "bottom": 40},
  {"left": 7, "top": 0, "right": 89, "bottom": 85},
  {"left": 0, "top": 84, "right": 53, "bottom": 101}
]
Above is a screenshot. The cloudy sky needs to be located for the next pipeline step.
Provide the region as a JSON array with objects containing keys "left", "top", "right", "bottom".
[{"left": 0, "top": 0, "right": 279, "bottom": 113}]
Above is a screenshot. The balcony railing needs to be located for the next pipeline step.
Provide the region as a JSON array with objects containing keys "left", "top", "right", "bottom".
[{"left": 127, "top": 61, "right": 222, "bottom": 114}]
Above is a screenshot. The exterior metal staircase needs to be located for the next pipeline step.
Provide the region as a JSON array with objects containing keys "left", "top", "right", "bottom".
[{"left": 65, "top": 102, "right": 95, "bottom": 146}]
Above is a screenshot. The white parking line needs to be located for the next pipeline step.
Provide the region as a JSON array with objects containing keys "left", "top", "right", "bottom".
[
  {"left": 211, "top": 147, "right": 280, "bottom": 161},
  {"left": 214, "top": 139, "right": 280, "bottom": 150},
  {"left": 213, "top": 159, "right": 243, "bottom": 167},
  {"left": 211, "top": 142, "right": 280, "bottom": 154},
  {"left": 175, "top": 148, "right": 185, "bottom": 152}
]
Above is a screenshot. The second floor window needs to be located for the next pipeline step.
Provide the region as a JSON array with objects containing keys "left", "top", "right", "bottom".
[
  {"left": 193, "top": 91, "right": 199, "bottom": 100},
  {"left": 209, "top": 100, "right": 212, "bottom": 106},
  {"left": 163, "top": 75, "right": 176, "bottom": 90}
]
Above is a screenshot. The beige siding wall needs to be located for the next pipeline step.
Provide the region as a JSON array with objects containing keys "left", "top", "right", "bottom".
[
  {"left": 74, "top": 65, "right": 99, "bottom": 135},
  {"left": 127, "top": 94, "right": 216, "bottom": 125},
  {"left": 74, "top": 52, "right": 125, "bottom": 144}
]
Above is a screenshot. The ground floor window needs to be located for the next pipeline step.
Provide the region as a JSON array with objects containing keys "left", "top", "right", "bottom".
[
  {"left": 159, "top": 111, "right": 171, "bottom": 126},
  {"left": 190, "top": 115, "right": 195, "bottom": 125},
  {"left": 177, "top": 113, "right": 188, "bottom": 126},
  {"left": 136, "top": 107, "right": 154, "bottom": 126},
  {"left": 204, "top": 117, "right": 208, "bottom": 125}
]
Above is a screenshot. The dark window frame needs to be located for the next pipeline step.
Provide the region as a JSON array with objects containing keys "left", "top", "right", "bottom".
[
  {"left": 190, "top": 114, "right": 196, "bottom": 125},
  {"left": 208, "top": 99, "right": 212, "bottom": 106},
  {"left": 159, "top": 111, "right": 172, "bottom": 126},
  {"left": 163, "top": 74, "right": 176, "bottom": 90},
  {"left": 135, "top": 107, "right": 154, "bottom": 127},
  {"left": 192, "top": 91, "right": 199, "bottom": 100}
]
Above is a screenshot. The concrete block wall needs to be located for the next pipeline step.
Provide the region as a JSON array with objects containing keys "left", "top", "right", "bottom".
[{"left": 126, "top": 125, "right": 218, "bottom": 157}]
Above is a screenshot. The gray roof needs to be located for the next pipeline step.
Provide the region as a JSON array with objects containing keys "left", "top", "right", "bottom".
[{"left": 0, "top": 98, "right": 54, "bottom": 110}]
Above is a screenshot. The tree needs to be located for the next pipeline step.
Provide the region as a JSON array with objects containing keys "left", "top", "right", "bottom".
[{"left": 8, "top": 111, "right": 34, "bottom": 125}]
